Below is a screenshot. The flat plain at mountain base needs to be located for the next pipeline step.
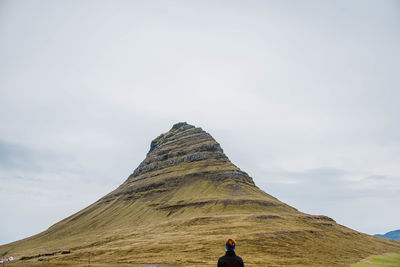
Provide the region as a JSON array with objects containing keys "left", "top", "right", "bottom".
[{"left": 352, "top": 253, "right": 400, "bottom": 267}]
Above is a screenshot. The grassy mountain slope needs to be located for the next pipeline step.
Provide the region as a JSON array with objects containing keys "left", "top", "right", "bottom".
[{"left": 1, "top": 122, "right": 400, "bottom": 266}]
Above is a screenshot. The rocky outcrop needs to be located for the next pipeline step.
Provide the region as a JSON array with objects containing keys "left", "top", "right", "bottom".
[
  {"left": 131, "top": 122, "right": 230, "bottom": 178},
  {"left": 103, "top": 122, "right": 255, "bottom": 202}
]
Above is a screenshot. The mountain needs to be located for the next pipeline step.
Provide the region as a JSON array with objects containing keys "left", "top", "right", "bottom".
[
  {"left": 1, "top": 122, "right": 400, "bottom": 266},
  {"left": 375, "top": 230, "right": 400, "bottom": 241}
]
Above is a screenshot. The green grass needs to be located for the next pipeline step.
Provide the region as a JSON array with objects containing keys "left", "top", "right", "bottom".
[{"left": 352, "top": 254, "right": 400, "bottom": 267}]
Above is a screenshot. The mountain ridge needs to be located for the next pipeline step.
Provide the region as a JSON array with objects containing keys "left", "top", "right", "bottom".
[{"left": 375, "top": 229, "right": 400, "bottom": 241}]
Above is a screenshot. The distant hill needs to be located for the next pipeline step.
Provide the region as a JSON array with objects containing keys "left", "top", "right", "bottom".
[
  {"left": 375, "top": 230, "right": 400, "bottom": 241},
  {"left": 1, "top": 122, "right": 400, "bottom": 266}
]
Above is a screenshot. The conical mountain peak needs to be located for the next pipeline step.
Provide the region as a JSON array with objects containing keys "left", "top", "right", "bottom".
[
  {"left": 130, "top": 122, "right": 236, "bottom": 181},
  {"left": 102, "top": 122, "right": 262, "bottom": 204},
  {"left": 2, "top": 123, "right": 400, "bottom": 266}
]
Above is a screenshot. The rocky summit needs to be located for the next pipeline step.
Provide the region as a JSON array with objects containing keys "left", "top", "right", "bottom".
[
  {"left": 1, "top": 122, "right": 400, "bottom": 266},
  {"left": 100, "top": 122, "right": 294, "bottom": 216}
]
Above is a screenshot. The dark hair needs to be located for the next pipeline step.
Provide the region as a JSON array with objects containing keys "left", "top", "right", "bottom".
[{"left": 226, "top": 238, "right": 236, "bottom": 249}]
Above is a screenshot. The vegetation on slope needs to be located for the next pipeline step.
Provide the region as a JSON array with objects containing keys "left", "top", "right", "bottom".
[
  {"left": 352, "top": 253, "right": 400, "bottom": 267},
  {"left": 1, "top": 122, "right": 400, "bottom": 266}
]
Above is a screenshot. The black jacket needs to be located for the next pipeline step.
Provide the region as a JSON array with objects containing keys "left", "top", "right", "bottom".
[{"left": 217, "top": 250, "right": 244, "bottom": 267}]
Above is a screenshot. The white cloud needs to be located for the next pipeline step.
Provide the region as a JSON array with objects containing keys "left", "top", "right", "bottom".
[{"left": 1, "top": 0, "right": 399, "bottom": 244}]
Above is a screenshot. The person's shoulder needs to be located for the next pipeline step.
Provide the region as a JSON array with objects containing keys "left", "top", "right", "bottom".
[
  {"left": 236, "top": 255, "right": 244, "bottom": 262},
  {"left": 217, "top": 255, "right": 226, "bottom": 266},
  {"left": 236, "top": 255, "right": 244, "bottom": 267},
  {"left": 217, "top": 256, "right": 223, "bottom": 267}
]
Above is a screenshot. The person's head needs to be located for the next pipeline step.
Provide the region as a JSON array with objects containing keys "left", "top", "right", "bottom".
[{"left": 225, "top": 238, "right": 236, "bottom": 251}]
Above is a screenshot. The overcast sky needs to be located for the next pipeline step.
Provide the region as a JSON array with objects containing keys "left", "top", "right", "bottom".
[{"left": 1, "top": 0, "right": 399, "bottom": 245}]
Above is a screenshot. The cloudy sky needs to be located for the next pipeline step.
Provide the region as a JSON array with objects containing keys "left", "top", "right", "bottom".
[{"left": 1, "top": 0, "right": 399, "bottom": 245}]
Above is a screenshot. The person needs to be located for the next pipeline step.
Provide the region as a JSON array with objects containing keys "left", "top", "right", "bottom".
[{"left": 217, "top": 238, "right": 244, "bottom": 267}]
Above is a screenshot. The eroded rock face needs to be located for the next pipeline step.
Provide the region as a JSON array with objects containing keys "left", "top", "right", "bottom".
[
  {"left": 130, "top": 122, "right": 254, "bottom": 182},
  {"left": 103, "top": 122, "right": 255, "bottom": 202},
  {"left": 131, "top": 122, "right": 229, "bottom": 177}
]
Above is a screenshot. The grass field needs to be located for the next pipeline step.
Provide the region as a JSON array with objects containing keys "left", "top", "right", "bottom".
[
  {"left": 6, "top": 253, "right": 400, "bottom": 267},
  {"left": 352, "top": 253, "right": 400, "bottom": 267}
]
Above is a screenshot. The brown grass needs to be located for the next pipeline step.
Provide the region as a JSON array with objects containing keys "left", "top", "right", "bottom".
[{"left": 2, "top": 124, "right": 400, "bottom": 266}]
